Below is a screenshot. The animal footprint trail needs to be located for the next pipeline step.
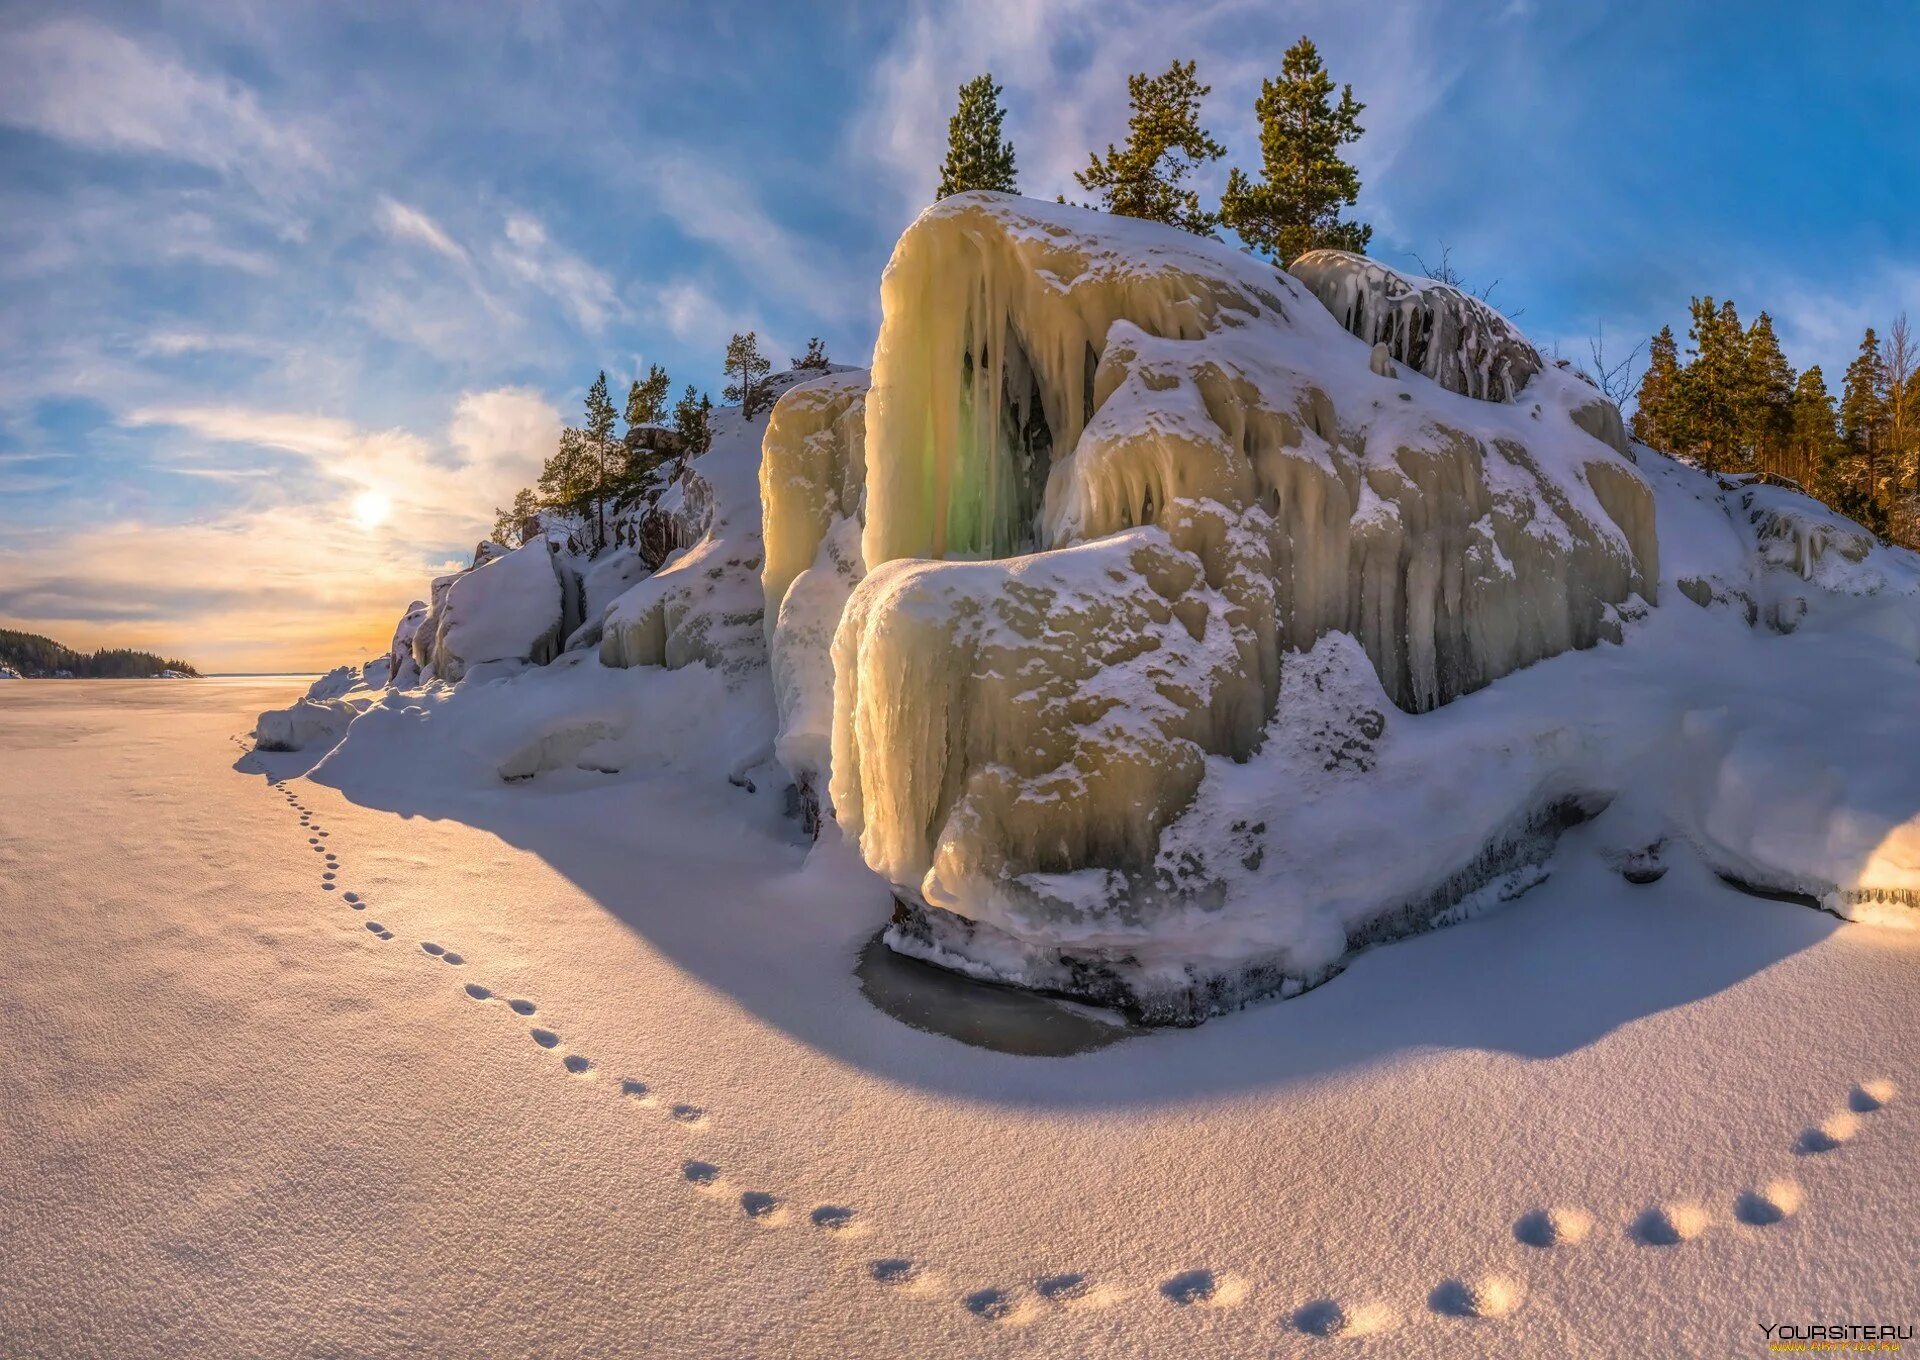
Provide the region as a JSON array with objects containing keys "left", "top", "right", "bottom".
[{"left": 963, "top": 1286, "right": 1038, "bottom": 1325}]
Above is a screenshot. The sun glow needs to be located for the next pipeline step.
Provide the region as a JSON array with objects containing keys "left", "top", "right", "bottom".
[{"left": 352, "top": 489, "right": 392, "bottom": 529}]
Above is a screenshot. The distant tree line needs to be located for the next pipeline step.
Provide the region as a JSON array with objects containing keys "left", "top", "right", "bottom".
[
  {"left": 936, "top": 38, "right": 1371, "bottom": 266},
  {"left": 0, "top": 629, "right": 199, "bottom": 678},
  {"left": 492, "top": 332, "right": 832, "bottom": 552},
  {"left": 1633, "top": 304, "right": 1920, "bottom": 542}
]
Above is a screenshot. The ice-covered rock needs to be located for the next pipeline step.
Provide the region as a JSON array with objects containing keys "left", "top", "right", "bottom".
[
  {"left": 760, "top": 369, "right": 870, "bottom": 797},
  {"left": 1288, "top": 249, "right": 1542, "bottom": 402},
  {"left": 305, "top": 665, "right": 362, "bottom": 701},
  {"left": 600, "top": 399, "right": 771, "bottom": 678},
  {"left": 253, "top": 697, "right": 355, "bottom": 752},
  {"left": 421, "top": 540, "right": 567, "bottom": 684},
  {"left": 824, "top": 193, "right": 1656, "bottom": 1009}
]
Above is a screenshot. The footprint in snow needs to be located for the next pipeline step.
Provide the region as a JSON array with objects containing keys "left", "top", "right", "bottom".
[
  {"left": 1293, "top": 1297, "right": 1398, "bottom": 1338},
  {"left": 441, "top": 952, "right": 463, "bottom": 966},
  {"left": 740, "top": 1191, "right": 787, "bottom": 1225},
  {"left": 1514, "top": 1206, "right": 1594, "bottom": 1248},
  {"left": 563, "top": 1054, "right": 594, "bottom": 1076},
  {"left": 1797, "top": 1112, "right": 1859, "bottom": 1154},
  {"left": 1629, "top": 1203, "right": 1710, "bottom": 1246},
  {"left": 507, "top": 998, "right": 537, "bottom": 1016},
  {"left": 1428, "top": 1274, "right": 1523, "bottom": 1319},
  {"left": 963, "top": 1286, "right": 1036, "bottom": 1324},
  {"left": 422, "top": 942, "right": 445, "bottom": 957},
  {"left": 1734, "top": 1179, "right": 1804, "bottom": 1226},
  {"left": 1850, "top": 1079, "right": 1897, "bottom": 1113},
  {"left": 810, "top": 1205, "right": 863, "bottom": 1235},
  {"left": 682, "top": 1160, "right": 723, "bottom": 1191},
  {"left": 1160, "top": 1269, "right": 1247, "bottom": 1308},
  {"left": 670, "top": 1104, "right": 708, "bottom": 1127},
  {"left": 365, "top": 921, "right": 392, "bottom": 940},
  {"left": 464, "top": 983, "right": 493, "bottom": 1001},
  {"left": 322, "top": 883, "right": 336, "bottom": 892},
  {"left": 342, "top": 892, "right": 359, "bottom": 904},
  {"left": 322, "top": 871, "right": 335, "bottom": 881},
  {"left": 869, "top": 1258, "right": 936, "bottom": 1293},
  {"left": 1034, "top": 1272, "right": 1117, "bottom": 1310},
  {"left": 530, "top": 1028, "right": 559, "bottom": 1049},
  {"left": 619, "top": 1078, "right": 655, "bottom": 1105}
]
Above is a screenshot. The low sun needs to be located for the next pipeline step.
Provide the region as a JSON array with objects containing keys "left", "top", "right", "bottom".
[{"left": 352, "top": 489, "right": 392, "bottom": 529}]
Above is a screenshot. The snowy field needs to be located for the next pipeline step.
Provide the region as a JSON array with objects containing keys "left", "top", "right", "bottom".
[{"left": 1, "top": 677, "right": 1914, "bottom": 1357}]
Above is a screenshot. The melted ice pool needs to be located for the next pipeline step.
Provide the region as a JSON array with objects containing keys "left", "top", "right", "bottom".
[{"left": 855, "top": 931, "right": 1139, "bottom": 1056}]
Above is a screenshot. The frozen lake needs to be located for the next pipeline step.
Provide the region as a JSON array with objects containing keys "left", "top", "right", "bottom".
[{"left": 1, "top": 678, "right": 1914, "bottom": 1357}]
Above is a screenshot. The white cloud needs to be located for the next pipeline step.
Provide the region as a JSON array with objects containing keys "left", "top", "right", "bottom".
[
  {"left": 0, "top": 17, "right": 325, "bottom": 190},
  {"left": 496, "top": 210, "right": 622, "bottom": 333},
  {"left": 642, "top": 154, "right": 858, "bottom": 323},
  {"left": 376, "top": 196, "right": 469, "bottom": 265},
  {"left": 124, "top": 388, "right": 561, "bottom": 546}
]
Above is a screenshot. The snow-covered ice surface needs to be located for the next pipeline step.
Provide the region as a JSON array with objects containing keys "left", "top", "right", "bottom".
[{"left": 2, "top": 678, "right": 1916, "bottom": 1357}]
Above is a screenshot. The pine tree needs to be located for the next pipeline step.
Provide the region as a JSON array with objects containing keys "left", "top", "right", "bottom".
[
  {"left": 624, "top": 364, "right": 671, "bottom": 433},
  {"left": 673, "top": 385, "right": 712, "bottom": 456},
  {"left": 1632, "top": 325, "right": 1682, "bottom": 451},
  {"left": 492, "top": 486, "right": 543, "bottom": 547},
  {"left": 1073, "top": 60, "right": 1226, "bottom": 236},
  {"left": 1672, "top": 297, "right": 1750, "bottom": 474},
  {"left": 937, "top": 74, "right": 1018, "bottom": 199},
  {"left": 615, "top": 364, "right": 674, "bottom": 509},
  {"left": 1219, "top": 37, "right": 1370, "bottom": 264},
  {"left": 1743, "top": 311, "right": 1796, "bottom": 478},
  {"left": 723, "top": 332, "right": 773, "bottom": 418},
  {"left": 1793, "top": 366, "right": 1842, "bottom": 497},
  {"left": 1841, "top": 327, "right": 1889, "bottom": 515},
  {"left": 537, "top": 427, "right": 595, "bottom": 517},
  {"left": 793, "top": 337, "right": 830, "bottom": 371},
  {"left": 582, "top": 371, "right": 620, "bottom": 548}
]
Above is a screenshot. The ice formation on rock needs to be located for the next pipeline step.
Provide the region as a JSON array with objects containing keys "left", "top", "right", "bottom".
[
  {"left": 1288, "top": 249, "right": 1541, "bottom": 402},
  {"left": 815, "top": 193, "right": 1658, "bottom": 1015},
  {"left": 760, "top": 369, "right": 870, "bottom": 795}
]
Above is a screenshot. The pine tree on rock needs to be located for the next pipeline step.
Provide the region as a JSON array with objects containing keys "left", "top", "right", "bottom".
[
  {"left": 1220, "top": 36, "right": 1370, "bottom": 264},
  {"left": 673, "top": 385, "right": 712, "bottom": 456},
  {"left": 937, "top": 74, "right": 1018, "bottom": 199},
  {"left": 583, "top": 371, "right": 621, "bottom": 548},
  {"left": 619, "top": 364, "right": 674, "bottom": 508},
  {"left": 794, "top": 337, "right": 831, "bottom": 371},
  {"left": 492, "top": 486, "right": 542, "bottom": 547},
  {"left": 1632, "top": 325, "right": 1683, "bottom": 452},
  {"left": 624, "top": 365, "right": 671, "bottom": 435},
  {"left": 1073, "top": 60, "right": 1226, "bottom": 236},
  {"left": 723, "top": 332, "right": 774, "bottom": 419}
]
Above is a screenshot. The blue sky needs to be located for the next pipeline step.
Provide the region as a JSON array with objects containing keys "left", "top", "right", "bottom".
[{"left": 2, "top": 0, "right": 1916, "bottom": 670}]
